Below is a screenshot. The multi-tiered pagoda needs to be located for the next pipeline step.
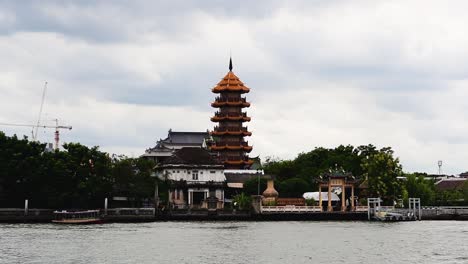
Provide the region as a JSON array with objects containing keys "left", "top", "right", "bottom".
[{"left": 210, "top": 59, "right": 253, "bottom": 169}]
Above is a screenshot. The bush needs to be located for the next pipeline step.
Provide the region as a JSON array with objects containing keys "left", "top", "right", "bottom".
[
  {"left": 233, "top": 193, "right": 252, "bottom": 210},
  {"left": 359, "top": 197, "right": 367, "bottom": 206},
  {"left": 278, "top": 177, "right": 311, "bottom": 198},
  {"left": 263, "top": 200, "right": 277, "bottom": 206},
  {"left": 305, "top": 198, "right": 316, "bottom": 206},
  {"left": 243, "top": 177, "right": 268, "bottom": 195}
]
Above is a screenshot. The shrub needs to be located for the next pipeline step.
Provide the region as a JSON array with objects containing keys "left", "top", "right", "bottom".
[{"left": 305, "top": 198, "right": 316, "bottom": 206}]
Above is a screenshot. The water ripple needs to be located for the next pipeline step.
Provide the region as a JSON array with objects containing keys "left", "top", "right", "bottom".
[{"left": 0, "top": 221, "right": 467, "bottom": 264}]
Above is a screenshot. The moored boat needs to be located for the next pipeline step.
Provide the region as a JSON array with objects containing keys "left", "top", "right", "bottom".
[{"left": 52, "top": 210, "right": 103, "bottom": 224}]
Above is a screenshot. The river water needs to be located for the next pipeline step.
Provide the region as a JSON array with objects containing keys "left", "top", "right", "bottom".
[{"left": 0, "top": 221, "right": 467, "bottom": 264}]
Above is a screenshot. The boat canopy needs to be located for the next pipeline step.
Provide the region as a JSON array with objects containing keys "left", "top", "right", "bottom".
[{"left": 303, "top": 192, "right": 340, "bottom": 201}]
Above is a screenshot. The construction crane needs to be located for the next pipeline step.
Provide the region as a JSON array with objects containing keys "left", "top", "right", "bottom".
[
  {"left": 0, "top": 120, "right": 72, "bottom": 150},
  {"left": 33, "top": 82, "right": 48, "bottom": 141}
]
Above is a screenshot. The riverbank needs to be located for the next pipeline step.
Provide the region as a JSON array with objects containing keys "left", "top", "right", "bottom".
[{"left": 1, "top": 207, "right": 467, "bottom": 223}]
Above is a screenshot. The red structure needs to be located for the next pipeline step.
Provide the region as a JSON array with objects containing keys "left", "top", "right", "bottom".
[{"left": 210, "top": 59, "right": 253, "bottom": 169}]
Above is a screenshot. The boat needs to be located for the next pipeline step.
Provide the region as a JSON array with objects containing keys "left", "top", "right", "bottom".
[{"left": 52, "top": 210, "right": 104, "bottom": 224}]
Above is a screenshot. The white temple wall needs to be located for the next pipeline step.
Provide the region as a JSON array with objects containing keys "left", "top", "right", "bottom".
[{"left": 163, "top": 168, "right": 225, "bottom": 182}]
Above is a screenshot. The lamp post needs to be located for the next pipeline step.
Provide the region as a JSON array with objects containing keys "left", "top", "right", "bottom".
[{"left": 257, "top": 170, "right": 260, "bottom": 196}]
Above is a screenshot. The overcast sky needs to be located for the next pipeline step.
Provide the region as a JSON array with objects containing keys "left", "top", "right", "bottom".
[{"left": 1, "top": 0, "right": 467, "bottom": 174}]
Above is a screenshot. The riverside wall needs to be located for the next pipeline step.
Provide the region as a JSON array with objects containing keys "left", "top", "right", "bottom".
[{"left": 1, "top": 207, "right": 467, "bottom": 223}]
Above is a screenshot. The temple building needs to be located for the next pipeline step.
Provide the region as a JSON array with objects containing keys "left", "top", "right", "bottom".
[
  {"left": 318, "top": 171, "right": 358, "bottom": 212},
  {"left": 142, "top": 129, "right": 211, "bottom": 164},
  {"left": 155, "top": 147, "right": 225, "bottom": 209},
  {"left": 209, "top": 59, "right": 253, "bottom": 169}
]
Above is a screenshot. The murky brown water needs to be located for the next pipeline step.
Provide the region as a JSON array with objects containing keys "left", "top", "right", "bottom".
[{"left": 0, "top": 221, "right": 467, "bottom": 264}]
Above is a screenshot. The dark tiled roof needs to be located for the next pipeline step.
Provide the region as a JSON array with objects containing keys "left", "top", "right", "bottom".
[
  {"left": 163, "top": 147, "right": 220, "bottom": 165},
  {"left": 146, "top": 130, "right": 209, "bottom": 153},
  {"left": 435, "top": 179, "right": 467, "bottom": 191},
  {"left": 163, "top": 131, "right": 209, "bottom": 145}
]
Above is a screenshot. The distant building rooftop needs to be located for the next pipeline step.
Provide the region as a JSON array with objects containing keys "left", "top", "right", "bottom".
[
  {"left": 435, "top": 178, "right": 467, "bottom": 191},
  {"left": 163, "top": 147, "right": 221, "bottom": 166},
  {"left": 142, "top": 129, "right": 211, "bottom": 162}
]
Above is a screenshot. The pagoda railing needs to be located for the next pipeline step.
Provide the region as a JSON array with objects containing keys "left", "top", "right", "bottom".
[
  {"left": 214, "top": 141, "right": 249, "bottom": 147},
  {"left": 213, "top": 126, "right": 248, "bottom": 132},
  {"left": 213, "top": 112, "right": 248, "bottom": 117},
  {"left": 224, "top": 156, "right": 251, "bottom": 161},
  {"left": 214, "top": 97, "right": 247, "bottom": 103}
]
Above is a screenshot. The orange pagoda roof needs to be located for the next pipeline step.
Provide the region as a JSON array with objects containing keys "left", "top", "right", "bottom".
[{"left": 212, "top": 71, "right": 250, "bottom": 94}]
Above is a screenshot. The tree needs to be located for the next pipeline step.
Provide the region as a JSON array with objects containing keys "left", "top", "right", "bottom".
[
  {"left": 278, "top": 177, "right": 311, "bottom": 198},
  {"left": 404, "top": 174, "right": 435, "bottom": 205},
  {"left": 243, "top": 177, "right": 268, "bottom": 196},
  {"left": 464, "top": 181, "right": 468, "bottom": 204},
  {"left": 361, "top": 148, "right": 404, "bottom": 204}
]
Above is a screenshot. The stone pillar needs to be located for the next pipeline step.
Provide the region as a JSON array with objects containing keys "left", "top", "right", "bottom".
[
  {"left": 341, "top": 184, "right": 346, "bottom": 212},
  {"left": 24, "top": 199, "right": 29, "bottom": 216},
  {"left": 188, "top": 190, "right": 192, "bottom": 206},
  {"left": 351, "top": 186, "right": 355, "bottom": 211},
  {"left": 328, "top": 182, "right": 332, "bottom": 212},
  {"left": 154, "top": 182, "right": 160, "bottom": 212},
  {"left": 104, "top": 198, "right": 108, "bottom": 216},
  {"left": 318, "top": 186, "right": 322, "bottom": 211}
]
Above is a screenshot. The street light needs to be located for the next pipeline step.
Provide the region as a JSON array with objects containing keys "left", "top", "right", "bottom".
[{"left": 257, "top": 169, "right": 260, "bottom": 196}]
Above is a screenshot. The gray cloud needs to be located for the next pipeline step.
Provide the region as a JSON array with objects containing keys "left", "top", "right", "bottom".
[{"left": 1, "top": 0, "right": 468, "bottom": 174}]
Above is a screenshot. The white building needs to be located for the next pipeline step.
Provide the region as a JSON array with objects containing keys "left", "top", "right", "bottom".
[{"left": 156, "top": 147, "right": 225, "bottom": 209}]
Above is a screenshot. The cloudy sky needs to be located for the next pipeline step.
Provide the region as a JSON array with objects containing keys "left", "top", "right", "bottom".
[{"left": 1, "top": 0, "right": 467, "bottom": 174}]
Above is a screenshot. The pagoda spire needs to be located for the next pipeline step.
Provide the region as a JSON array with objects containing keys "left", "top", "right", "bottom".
[{"left": 229, "top": 57, "right": 233, "bottom": 71}]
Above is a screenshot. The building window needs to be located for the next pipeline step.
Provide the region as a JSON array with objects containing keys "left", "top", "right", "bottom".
[
  {"left": 200, "top": 171, "right": 203, "bottom": 174},
  {"left": 176, "top": 170, "right": 179, "bottom": 173},
  {"left": 176, "top": 190, "right": 180, "bottom": 200},
  {"left": 192, "top": 171, "right": 198, "bottom": 180},
  {"left": 210, "top": 171, "right": 216, "bottom": 174}
]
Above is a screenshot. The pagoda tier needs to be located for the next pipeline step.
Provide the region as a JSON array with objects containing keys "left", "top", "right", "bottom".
[
  {"left": 211, "top": 97, "right": 250, "bottom": 108},
  {"left": 225, "top": 157, "right": 254, "bottom": 166},
  {"left": 209, "top": 59, "right": 253, "bottom": 169},
  {"left": 210, "top": 112, "right": 251, "bottom": 122},
  {"left": 210, "top": 141, "right": 253, "bottom": 152},
  {"left": 211, "top": 126, "right": 252, "bottom": 136}
]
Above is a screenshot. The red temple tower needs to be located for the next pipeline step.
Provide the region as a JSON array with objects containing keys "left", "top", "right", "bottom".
[{"left": 210, "top": 59, "right": 253, "bottom": 169}]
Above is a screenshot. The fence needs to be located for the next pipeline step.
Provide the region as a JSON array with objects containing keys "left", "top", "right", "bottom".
[
  {"left": 261, "top": 205, "right": 322, "bottom": 213},
  {"left": 105, "top": 208, "right": 155, "bottom": 216},
  {"left": 276, "top": 198, "right": 306, "bottom": 206}
]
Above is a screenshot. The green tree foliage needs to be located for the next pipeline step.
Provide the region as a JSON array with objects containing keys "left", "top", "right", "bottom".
[
  {"left": 435, "top": 190, "right": 465, "bottom": 206},
  {"left": 242, "top": 177, "right": 268, "bottom": 196},
  {"left": 0, "top": 132, "right": 155, "bottom": 208},
  {"left": 464, "top": 181, "right": 468, "bottom": 203},
  {"left": 111, "top": 157, "right": 156, "bottom": 207},
  {"left": 361, "top": 148, "right": 404, "bottom": 204},
  {"left": 403, "top": 174, "right": 435, "bottom": 205},
  {"left": 278, "top": 178, "right": 311, "bottom": 198},
  {"left": 263, "top": 144, "right": 403, "bottom": 202},
  {"left": 232, "top": 192, "right": 252, "bottom": 210}
]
